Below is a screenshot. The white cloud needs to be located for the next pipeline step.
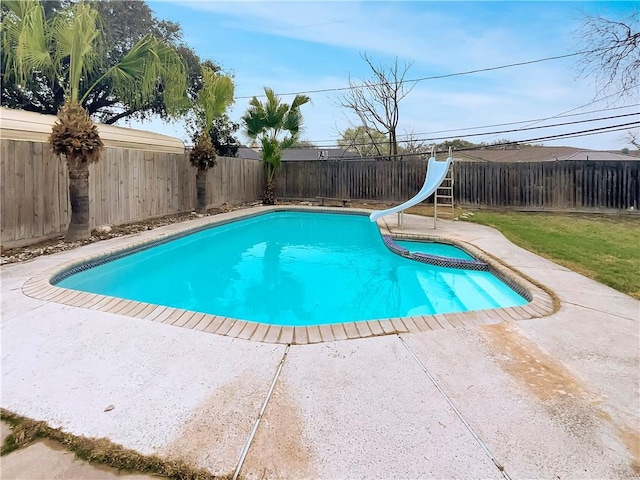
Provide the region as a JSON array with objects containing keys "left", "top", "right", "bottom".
[
  {"left": 139, "top": 1, "right": 637, "bottom": 151},
  {"left": 176, "top": 1, "right": 533, "bottom": 70}
]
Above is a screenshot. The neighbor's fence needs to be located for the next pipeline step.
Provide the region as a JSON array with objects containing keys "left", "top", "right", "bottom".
[
  {"left": 5, "top": 145, "right": 637, "bottom": 247},
  {"left": 278, "top": 159, "right": 430, "bottom": 202},
  {"left": 276, "top": 159, "right": 640, "bottom": 211},
  {"left": 1, "top": 139, "right": 263, "bottom": 247},
  {"left": 455, "top": 160, "right": 639, "bottom": 210}
]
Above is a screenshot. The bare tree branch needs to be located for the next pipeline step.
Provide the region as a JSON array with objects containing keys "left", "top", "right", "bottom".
[
  {"left": 339, "top": 54, "right": 415, "bottom": 158},
  {"left": 337, "top": 124, "right": 389, "bottom": 158},
  {"left": 625, "top": 130, "right": 640, "bottom": 149},
  {"left": 576, "top": 9, "right": 639, "bottom": 99},
  {"left": 400, "top": 128, "right": 430, "bottom": 160}
]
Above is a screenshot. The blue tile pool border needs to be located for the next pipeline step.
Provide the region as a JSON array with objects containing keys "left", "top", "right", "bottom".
[{"left": 23, "top": 206, "right": 555, "bottom": 345}]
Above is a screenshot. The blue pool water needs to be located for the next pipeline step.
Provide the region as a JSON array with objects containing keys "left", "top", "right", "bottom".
[
  {"left": 394, "top": 240, "right": 474, "bottom": 260},
  {"left": 57, "top": 212, "right": 528, "bottom": 326}
]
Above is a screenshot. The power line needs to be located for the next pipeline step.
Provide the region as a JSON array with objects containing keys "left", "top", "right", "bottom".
[
  {"left": 478, "top": 91, "right": 632, "bottom": 145},
  {"left": 323, "top": 122, "right": 640, "bottom": 161},
  {"left": 309, "top": 112, "right": 639, "bottom": 149},
  {"left": 225, "top": 121, "right": 635, "bottom": 160},
  {"left": 236, "top": 49, "right": 600, "bottom": 100},
  {"left": 220, "top": 105, "right": 637, "bottom": 151},
  {"left": 482, "top": 122, "right": 639, "bottom": 146},
  {"left": 395, "top": 104, "right": 638, "bottom": 139},
  {"left": 516, "top": 91, "right": 626, "bottom": 130},
  {"left": 292, "top": 103, "right": 638, "bottom": 146},
  {"left": 317, "top": 106, "right": 639, "bottom": 146}
]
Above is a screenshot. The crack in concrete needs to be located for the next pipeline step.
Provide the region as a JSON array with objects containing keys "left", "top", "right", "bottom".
[
  {"left": 1, "top": 302, "right": 48, "bottom": 325},
  {"left": 398, "top": 334, "right": 512, "bottom": 480},
  {"left": 561, "top": 301, "right": 639, "bottom": 322},
  {"left": 232, "top": 344, "right": 291, "bottom": 480}
]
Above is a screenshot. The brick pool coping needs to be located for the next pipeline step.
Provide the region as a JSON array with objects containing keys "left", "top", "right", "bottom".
[{"left": 22, "top": 206, "right": 556, "bottom": 345}]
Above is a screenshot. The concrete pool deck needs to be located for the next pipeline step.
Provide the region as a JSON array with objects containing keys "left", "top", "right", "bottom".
[{"left": 1, "top": 206, "right": 639, "bottom": 479}]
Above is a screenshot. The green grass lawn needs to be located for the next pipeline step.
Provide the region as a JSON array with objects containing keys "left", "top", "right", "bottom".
[{"left": 462, "top": 211, "right": 640, "bottom": 299}]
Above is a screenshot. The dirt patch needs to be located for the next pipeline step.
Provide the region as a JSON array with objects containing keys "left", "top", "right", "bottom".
[
  {"left": 482, "top": 323, "right": 640, "bottom": 473},
  {"left": 240, "top": 376, "right": 315, "bottom": 479},
  {"left": 482, "top": 323, "right": 587, "bottom": 402},
  {"left": 618, "top": 427, "right": 640, "bottom": 475},
  {"left": 159, "top": 375, "right": 268, "bottom": 476}
]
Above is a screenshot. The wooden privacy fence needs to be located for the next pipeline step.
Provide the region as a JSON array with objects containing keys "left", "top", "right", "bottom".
[
  {"left": 1, "top": 139, "right": 263, "bottom": 247},
  {"left": 4, "top": 144, "right": 637, "bottom": 247},
  {"left": 278, "top": 159, "right": 430, "bottom": 202},
  {"left": 277, "top": 159, "right": 640, "bottom": 211},
  {"left": 455, "top": 160, "right": 639, "bottom": 210}
]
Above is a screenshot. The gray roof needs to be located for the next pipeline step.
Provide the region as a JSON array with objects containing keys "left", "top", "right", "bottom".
[
  {"left": 549, "top": 150, "right": 638, "bottom": 161},
  {"left": 282, "top": 148, "right": 349, "bottom": 161},
  {"left": 238, "top": 144, "right": 639, "bottom": 162},
  {"left": 457, "top": 146, "right": 582, "bottom": 162},
  {"left": 236, "top": 146, "right": 262, "bottom": 160},
  {"left": 456, "top": 146, "right": 638, "bottom": 162},
  {"left": 237, "top": 147, "right": 350, "bottom": 161}
]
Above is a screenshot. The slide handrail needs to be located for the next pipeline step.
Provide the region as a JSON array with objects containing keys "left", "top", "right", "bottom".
[{"left": 369, "top": 155, "right": 453, "bottom": 222}]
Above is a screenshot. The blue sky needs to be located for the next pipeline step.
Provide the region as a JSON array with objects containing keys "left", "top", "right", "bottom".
[{"left": 123, "top": 1, "right": 638, "bottom": 151}]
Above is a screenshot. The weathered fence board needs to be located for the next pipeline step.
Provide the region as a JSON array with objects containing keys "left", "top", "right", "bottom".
[
  {"left": 277, "top": 159, "right": 640, "bottom": 211},
  {"left": 1, "top": 139, "right": 263, "bottom": 246},
  {"left": 4, "top": 142, "right": 638, "bottom": 248}
]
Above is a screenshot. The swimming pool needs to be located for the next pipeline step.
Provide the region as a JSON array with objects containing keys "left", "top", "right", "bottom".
[
  {"left": 394, "top": 240, "right": 474, "bottom": 260},
  {"left": 55, "top": 211, "right": 528, "bottom": 326}
]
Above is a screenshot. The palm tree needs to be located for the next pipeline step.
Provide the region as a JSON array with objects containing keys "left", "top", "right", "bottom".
[
  {"left": 189, "top": 67, "right": 234, "bottom": 213},
  {"left": 2, "top": 0, "right": 188, "bottom": 241},
  {"left": 242, "top": 87, "right": 310, "bottom": 204}
]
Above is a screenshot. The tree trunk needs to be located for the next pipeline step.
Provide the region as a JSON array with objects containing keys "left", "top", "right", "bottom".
[
  {"left": 65, "top": 165, "right": 91, "bottom": 242},
  {"left": 262, "top": 180, "right": 276, "bottom": 205},
  {"left": 196, "top": 167, "right": 207, "bottom": 213},
  {"left": 390, "top": 129, "right": 398, "bottom": 158}
]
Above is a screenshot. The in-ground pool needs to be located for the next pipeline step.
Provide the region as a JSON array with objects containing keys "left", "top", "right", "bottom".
[
  {"left": 394, "top": 240, "right": 475, "bottom": 260},
  {"left": 56, "top": 211, "right": 528, "bottom": 326}
]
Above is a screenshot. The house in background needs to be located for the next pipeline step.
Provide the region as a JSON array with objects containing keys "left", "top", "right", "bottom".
[
  {"left": 236, "top": 146, "right": 262, "bottom": 161},
  {"left": 547, "top": 150, "right": 639, "bottom": 161},
  {"left": 235, "top": 143, "right": 638, "bottom": 162},
  {"left": 236, "top": 146, "right": 349, "bottom": 161},
  {"left": 456, "top": 145, "right": 638, "bottom": 162},
  {"left": 282, "top": 148, "right": 350, "bottom": 161}
]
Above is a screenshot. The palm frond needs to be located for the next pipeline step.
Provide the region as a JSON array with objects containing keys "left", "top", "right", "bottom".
[
  {"left": 197, "top": 66, "right": 234, "bottom": 131},
  {"left": 145, "top": 39, "right": 190, "bottom": 116},
  {"left": 283, "top": 108, "right": 303, "bottom": 137},
  {"left": 264, "top": 87, "right": 278, "bottom": 107},
  {"left": 89, "top": 34, "right": 189, "bottom": 117},
  {"left": 280, "top": 135, "right": 295, "bottom": 151},
  {"left": 284, "top": 94, "right": 311, "bottom": 136},
  {"left": 102, "top": 35, "right": 153, "bottom": 88},
  {"left": 1, "top": 0, "right": 54, "bottom": 86},
  {"left": 242, "top": 95, "right": 267, "bottom": 139},
  {"left": 49, "top": 2, "right": 103, "bottom": 103},
  {"left": 290, "top": 94, "right": 311, "bottom": 111},
  {"left": 242, "top": 86, "right": 310, "bottom": 188},
  {"left": 247, "top": 87, "right": 284, "bottom": 134}
]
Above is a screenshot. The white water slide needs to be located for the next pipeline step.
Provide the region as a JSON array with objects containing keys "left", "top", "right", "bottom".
[{"left": 369, "top": 154, "right": 453, "bottom": 222}]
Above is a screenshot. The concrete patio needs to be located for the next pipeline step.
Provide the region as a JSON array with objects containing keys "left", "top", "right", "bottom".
[{"left": 1, "top": 207, "right": 638, "bottom": 479}]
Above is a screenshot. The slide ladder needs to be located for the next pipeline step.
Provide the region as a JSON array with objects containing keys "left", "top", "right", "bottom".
[
  {"left": 434, "top": 160, "right": 454, "bottom": 229},
  {"left": 369, "top": 147, "right": 453, "bottom": 229}
]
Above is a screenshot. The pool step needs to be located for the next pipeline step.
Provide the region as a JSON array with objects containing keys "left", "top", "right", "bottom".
[
  {"left": 463, "top": 272, "right": 525, "bottom": 306},
  {"left": 434, "top": 271, "right": 502, "bottom": 311}
]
